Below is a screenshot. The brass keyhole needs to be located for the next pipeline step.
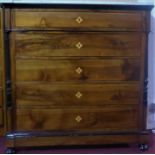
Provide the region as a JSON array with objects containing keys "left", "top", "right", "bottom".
[
  {"left": 76, "top": 16, "right": 84, "bottom": 24},
  {"left": 75, "top": 115, "right": 82, "bottom": 123},
  {"left": 75, "top": 92, "right": 83, "bottom": 99},
  {"left": 75, "top": 67, "right": 83, "bottom": 74},
  {"left": 76, "top": 42, "right": 83, "bottom": 49}
]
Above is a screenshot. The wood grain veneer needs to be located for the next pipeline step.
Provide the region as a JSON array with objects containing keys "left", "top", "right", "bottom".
[{"left": 0, "top": 4, "right": 152, "bottom": 152}]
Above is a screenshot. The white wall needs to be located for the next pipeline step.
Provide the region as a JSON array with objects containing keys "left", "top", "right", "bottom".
[
  {"left": 147, "top": 4, "right": 155, "bottom": 129},
  {"left": 150, "top": 7, "right": 155, "bottom": 103}
]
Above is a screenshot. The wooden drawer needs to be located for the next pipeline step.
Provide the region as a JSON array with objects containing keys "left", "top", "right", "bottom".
[
  {"left": 16, "top": 107, "right": 138, "bottom": 132},
  {"left": 0, "top": 108, "right": 3, "bottom": 125},
  {"left": 13, "top": 9, "right": 144, "bottom": 31},
  {"left": 14, "top": 32, "right": 142, "bottom": 57},
  {"left": 16, "top": 83, "right": 140, "bottom": 106},
  {"left": 16, "top": 59, "right": 140, "bottom": 82}
]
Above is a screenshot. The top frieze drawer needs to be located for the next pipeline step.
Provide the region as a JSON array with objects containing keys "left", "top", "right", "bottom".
[{"left": 11, "top": 9, "right": 147, "bottom": 31}]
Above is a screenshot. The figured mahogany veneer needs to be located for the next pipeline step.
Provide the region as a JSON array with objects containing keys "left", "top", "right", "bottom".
[
  {"left": 14, "top": 32, "right": 142, "bottom": 57},
  {"left": 16, "top": 59, "right": 140, "bottom": 82},
  {"left": 15, "top": 83, "right": 140, "bottom": 107},
  {"left": 0, "top": 3, "right": 153, "bottom": 152},
  {"left": 0, "top": 90, "right": 2, "bottom": 107},
  {"left": 16, "top": 106, "right": 139, "bottom": 132},
  {"left": 0, "top": 108, "right": 3, "bottom": 125},
  {"left": 13, "top": 9, "right": 145, "bottom": 31}
]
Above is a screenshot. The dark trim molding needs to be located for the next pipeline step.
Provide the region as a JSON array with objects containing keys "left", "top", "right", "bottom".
[
  {"left": 6, "top": 130, "right": 151, "bottom": 139},
  {"left": 0, "top": 3, "right": 154, "bottom": 11},
  {"left": 2, "top": 7, "right": 12, "bottom": 108}
]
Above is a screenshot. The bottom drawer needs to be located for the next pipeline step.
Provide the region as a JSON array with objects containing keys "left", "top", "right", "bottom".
[
  {"left": 16, "top": 107, "right": 138, "bottom": 132},
  {"left": 0, "top": 108, "right": 3, "bottom": 125}
]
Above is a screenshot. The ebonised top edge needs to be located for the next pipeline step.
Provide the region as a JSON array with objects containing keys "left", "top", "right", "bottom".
[{"left": 0, "top": 3, "right": 154, "bottom": 11}]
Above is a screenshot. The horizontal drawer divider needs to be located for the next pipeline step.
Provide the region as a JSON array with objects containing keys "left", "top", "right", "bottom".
[
  {"left": 6, "top": 28, "right": 149, "bottom": 33},
  {"left": 16, "top": 104, "right": 139, "bottom": 109},
  {"left": 6, "top": 130, "right": 140, "bottom": 139},
  {"left": 15, "top": 81, "right": 140, "bottom": 84},
  {"left": 16, "top": 56, "right": 141, "bottom": 60}
]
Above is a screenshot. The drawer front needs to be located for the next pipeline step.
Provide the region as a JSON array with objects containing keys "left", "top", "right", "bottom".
[
  {"left": 16, "top": 83, "right": 140, "bottom": 106},
  {"left": 13, "top": 9, "right": 144, "bottom": 31},
  {"left": 16, "top": 107, "right": 139, "bottom": 132},
  {"left": 14, "top": 32, "right": 142, "bottom": 57},
  {"left": 16, "top": 59, "right": 140, "bottom": 82},
  {"left": 0, "top": 108, "right": 3, "bottom": 125}
]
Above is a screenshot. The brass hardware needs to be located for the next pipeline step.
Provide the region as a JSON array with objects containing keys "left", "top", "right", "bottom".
[
  {"left": 76, "top": 42, "right": 83, "bottom": 49},
  {"left": 75, "top": 115, "right": 82, "bottom": 122},
  {"left": 75, "top": 67, "right": 83, "bottom": 74},
  {"left": 76, "top": 16, "right": 84, "bottom": 24},
  {"left": 75, "top": 91, "right": 83, "bottom": 99}
]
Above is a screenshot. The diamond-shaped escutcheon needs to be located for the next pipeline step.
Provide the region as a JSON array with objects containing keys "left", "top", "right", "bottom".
[
  {"left": 75, "top": 91, "right": 83, "bottom": 99},
  {"left": 76, "top": 42, "right": 83, "bottom": 49},
  {"left": 76, "top": 16, "right": 84, "bottom": 24},
  {"left": 75, "top": 67, "right": 83, "bottom": 74},
  {"left": 75, "top": 115, "right": 82, "bottom": 123}
]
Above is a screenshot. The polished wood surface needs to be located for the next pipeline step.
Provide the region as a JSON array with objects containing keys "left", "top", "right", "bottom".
[
  {"left": 16, "top": 59, "right": 140, "bottom": 82},
  {"left": 0, "top": 108, "right": 3, "bottom": 125},
  {"left": 1, "top": 4, "right": 152, "bottom": 151},
  {"left": 16, "top": 106, "right": 138, "bottom": 131},
  {"left": 13, "top": 9, "right": 145, "bottom": 31},
  {"left": 0, "top": 24, "right": 2, "bottom": 87},
  {"left": 0, "top": 71, "right": 2, "bottom": 86},
  {"left": 0, "top": 11, "right": 1, "bottom": 59},
  {"left": 0, "top": 8, "right": 4, "bottom": 135},
  {"left": 6, "top": 133, "right": 151, "bottom": 147},
  {"left": 0, "top": 89, "right": 2, "bottom": 107},
  {"left": 16, "top": 83, "right": 140, "bottom": 106},
  {"left": 14, "top": 32, "right": 142, "bottom": 57}
]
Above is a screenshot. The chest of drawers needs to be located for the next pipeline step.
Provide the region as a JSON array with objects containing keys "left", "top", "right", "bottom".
[{"left": 0, "top": 3, "right": 153, "bottom": 153}]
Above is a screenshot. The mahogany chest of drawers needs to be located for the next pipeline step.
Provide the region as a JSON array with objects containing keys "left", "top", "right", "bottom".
[{"left": 0, "top": 3, "right": 153, "bottom": 153}]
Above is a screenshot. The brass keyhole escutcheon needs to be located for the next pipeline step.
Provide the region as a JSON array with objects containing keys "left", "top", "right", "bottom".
[
  {"left": 76, "top": 16, "right": 84, "bottom": 24},
  {"left": 76, "top": 42, "right": 83, "bottom": 49},
  {"left": 75, "top": 67, "right": 83, "bottom": 74},
  {"left": 75, "top": 91, "right": 83, "bottom": 99},
  {"left": 75, "top": 115, "right": 82, "bottom": 123}
]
